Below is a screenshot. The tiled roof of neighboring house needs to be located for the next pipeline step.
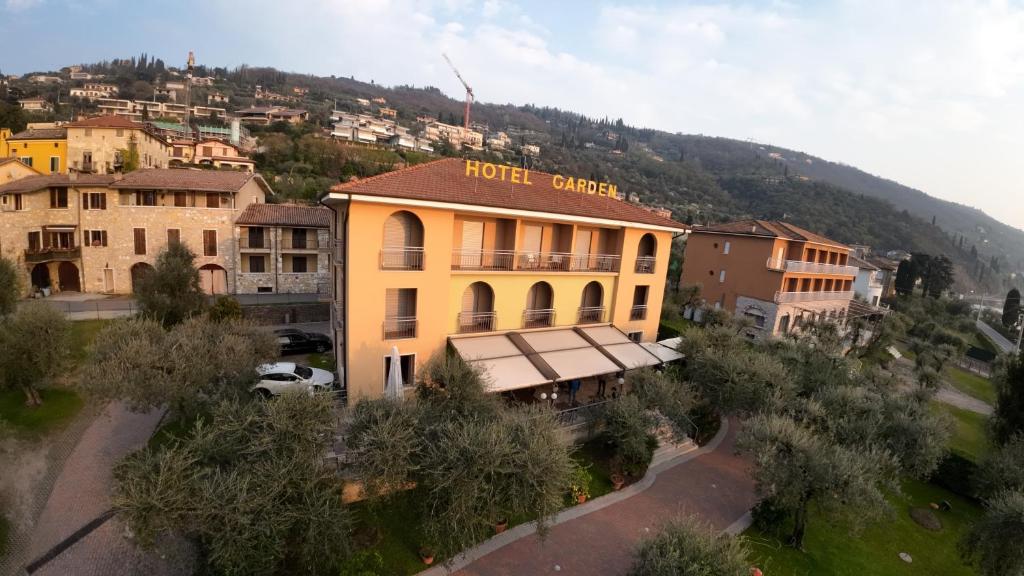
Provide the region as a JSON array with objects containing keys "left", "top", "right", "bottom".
[
  {"left": 270, "top": 109, "right": 307, "bottom": 117},
  {"left": 66, "top": 115, "right": 145, "bottom": 129},
  {"left": 329, "top": 158, "right": 686, "bottom": 230},
  {"left": 866, "top": 255, "right": 899, "bottom": 271},
  {"left": 236, "top": 106, "right": 274, "bottom": 114},
  {"left": 693, "top": 219, "right": 848, "bottom": 250},
  {"left": 110, "top": 169, "right": 257, "bottom": 192},
  {"left": 7, "top": 128, "right": 67, "bottom": 140},
  {"left": 0, "top": 174, "right": 116, "bottom": 194},
  {"left": 236, "top": 203, "right": 331, "bottom": 228},
  {"left": 848, "top": 254, "right": 879, "bottom": 271},
  {"left": 19, "top": 97, "right": 46, "bottom": 102}
]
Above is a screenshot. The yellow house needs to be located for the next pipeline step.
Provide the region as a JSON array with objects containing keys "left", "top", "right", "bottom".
[
  {"left": 323, "top": 158, "right": 688, "bottom": 402},
  {"left": 2, "top": 127, "right": 67, "bottom": 174}
]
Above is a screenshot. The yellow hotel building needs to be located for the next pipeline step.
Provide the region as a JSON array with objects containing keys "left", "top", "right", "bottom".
[{"left": 323, "top": 158, "right": 687, "bottom": 401}]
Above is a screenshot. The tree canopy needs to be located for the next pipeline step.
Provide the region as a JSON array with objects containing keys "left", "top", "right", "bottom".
[{"left": 133, "top": 242, "right": 206, "bottom": 326}]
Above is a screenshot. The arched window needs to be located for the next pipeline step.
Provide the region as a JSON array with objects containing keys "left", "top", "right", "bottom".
[
  {"left": 635, "top": 233, "right": 657, "bottom": 273},
  {"left": 381, "top": 210, "right": 424, "bottom": 270},
  {"left": 524, "top": 281, "right": 554, "bottom": 328},
  {"left": 578, "top": 281, "right": 604, "bottom": 323},
  {"left": 459, "top": 281, "right": 495, "bottom": 333}
]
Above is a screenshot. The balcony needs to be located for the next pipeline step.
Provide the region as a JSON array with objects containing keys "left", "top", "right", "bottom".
[
  {"left": 457, "top": 311, "right": 497, "bottom": 334},
  {"left": 25, "top": 246, "right": 81, "bottom": 264},
  {"left": 767, "top": 258, "right": 858, "bottom": 276},
  {"left": 238, "top": 237, "right": 268, "bottom": 250},
  {"left": 280, "top": 236, "right": 324, "bottom": 250},
  {"left": 635, "top": 256, "right": 656, "bottom": 274},
  {"left": 577, "top": 307, "right": 606, "bottom": 324},
  {"left": 383, "top": 316, "right": 417, "bottom": 339},
  {"left": 380, "top": 248, "right": 424, "bottom": 271},
  {"left": 523, "top": 308, "right": 555, "bottom": 329},
  {"left": 450, "top": 249, "right": 620, "bottom": 273},
  {"left": 629, "top": 305, "right": 648, "bottom": 321},
  {"left": 774, "top": 290, "right": 855, "bottom": 304}
]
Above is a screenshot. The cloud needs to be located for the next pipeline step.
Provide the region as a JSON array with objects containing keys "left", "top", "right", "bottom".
[{"left": 5, "top": 0, "right": 42, "bottom": 10}]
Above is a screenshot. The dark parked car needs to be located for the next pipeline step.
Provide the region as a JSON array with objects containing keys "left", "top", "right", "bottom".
[{"left": 274, "top": 328, "right": 332, "bottom": 355}]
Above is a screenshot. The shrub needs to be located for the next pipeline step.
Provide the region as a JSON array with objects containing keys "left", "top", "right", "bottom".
[
  {"left": 0, "top": 256, "right": 20, "bottom": 316},
  {"left": 960, "top": 490, "right": 1024, "bottom": 576},
  {"left": 601, "top": 396, "right": 657, "bottom": 477},
  {"left": 207, "top": 295, "right": 242, "bottom": 322},
  {"left": 629, "top": 516, "right": 751, "bottom": 576},
  {"left": 134, "top": 242, "right": 206, "bottom": 326},
  {"left": 930, "top": 452, "right": 980, "bottom": 501}
]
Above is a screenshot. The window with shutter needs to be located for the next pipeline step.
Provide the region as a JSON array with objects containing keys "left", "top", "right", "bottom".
[
  {"left": 133, "top": 228, "right": 146, "bottom": 255},
  {"left": 203, "top": 230, "right": 217, "bottom": 256},
  {"left": 292, "top": 256, "right": 307, "bottom": 273},
  {"left": 206, "top": 193, "right": 219, "bottom": 208},
  {"left": 574, "top": 229, "right": 592, "bottom": 255},
  {"left": 174, "top": 192, "right": 187, "bottom": 207},
  {"left": 249, "top": 255, "right": 265, "bottom": 273},
  {"left": 28, "top": 231, "right": 41, "bottom": 252},
  {"left": 167, "top": 229, "right": 180, "bottom": 245},
  {"left": 522, "top": 224, "right": 543, "bottom": 253}
]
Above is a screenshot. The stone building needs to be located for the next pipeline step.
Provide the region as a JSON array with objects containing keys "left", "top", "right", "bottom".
[
  {"left": 0, "top": 169, "right": 270, "bottom": 296},
  {"left": 66, "top": 115, "right": 172, "bottom": 174},
  {"left": 234, "top": 203, "right": 331, "bottom": 295}
]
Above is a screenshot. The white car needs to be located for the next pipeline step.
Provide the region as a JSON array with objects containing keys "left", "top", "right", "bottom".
[{"left": 253, "top": 362, "right": 336, "bottom": 397}]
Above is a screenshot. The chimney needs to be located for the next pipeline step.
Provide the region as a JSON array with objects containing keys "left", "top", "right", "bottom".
[{"left": 113, "top": 172, "right": 124, "bottom": 181}]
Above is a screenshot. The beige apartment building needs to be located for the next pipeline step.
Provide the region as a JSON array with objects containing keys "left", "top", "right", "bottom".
[
  {"left": 66, "top": 116, "right": 172, "bottom": 174},
  {"left": 680, "top": 220, "right": 857, "bottom": 336},
  {"left": 0, "top": 169, "right": 270, "bottom": 296}
]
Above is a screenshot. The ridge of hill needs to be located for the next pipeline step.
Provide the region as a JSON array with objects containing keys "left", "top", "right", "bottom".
[{"left": 3, "top": 57, "right": 1021, "bottom": 294}]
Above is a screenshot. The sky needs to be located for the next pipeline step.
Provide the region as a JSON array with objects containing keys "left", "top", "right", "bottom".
[{"left": 3, "top": 0, "right": 1023, "bottom": 230}]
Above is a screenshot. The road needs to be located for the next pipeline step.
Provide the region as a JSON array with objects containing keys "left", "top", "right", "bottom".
[
  {"left": 976, "top": 319, "right": 1017, "bottom": 354},
  {"left": 20, "top": 292, "right": 325, "bottom": 320}
]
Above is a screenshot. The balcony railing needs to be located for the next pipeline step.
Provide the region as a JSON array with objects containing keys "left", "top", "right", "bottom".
[
  {"left": 457, "top": 311, "right": 497, "bottom": 334},
  {"left": 774, "top": 290, "right": 855, "bottom": 304},
  {"left": 383, "top": 316, "right": 417, "bottom": 339},
  {"left": 380, "top": 247, "right": 424, "bottom": 270},
  {"left": 577, "top": 307, "right": 606, "bottom": 324},
  {"left": 776, "top": 259, "right": 858, "bottom": 276},
  {"left": 523, "top": 308, "right": 555, "bottom": 329},
  {"left": 629, "top": 305, "right": 648, "bottom": 321},
  {"left": 238, "top": 237, "right": 268, "bottom": 249},
  {"left": 451, "top": 249, "right": 620, "bottom": 273},
  {"left": 281, "top": 236, "right": 323, "bottom": 250},
  {"left": 766, "top": 257, "right": 786, "bottom": 271},
  {"left": 635, "top": 256, "right": 656, "bottom": 274},
  {"left": 25, "top": 246, "right": 81, "bottom": 263}
]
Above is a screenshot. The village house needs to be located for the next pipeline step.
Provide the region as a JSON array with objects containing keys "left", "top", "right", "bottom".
[{"left": 234, "top": 203, "right": 331, "bottom": 295}]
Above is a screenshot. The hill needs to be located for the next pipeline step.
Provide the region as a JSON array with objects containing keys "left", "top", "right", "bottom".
[{"left": 3, "top": 56, "right": 1021, "bottom": 294}]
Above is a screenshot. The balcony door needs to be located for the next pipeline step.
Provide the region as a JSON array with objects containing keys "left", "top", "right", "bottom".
[
  {"left": 520, "top": 224, "right": 543, "bottom": 269},
  {"left": 460, "top": 220, "right": 484, "bottom": 268},
  {"left": 574, "top": 229, "right": 592, "bottom": 270}
]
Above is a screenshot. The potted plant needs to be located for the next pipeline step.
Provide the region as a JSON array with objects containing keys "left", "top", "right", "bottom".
[
  {"left": 495, "top": 518, "right": 509, "bottom": 533},
  {"left": 569, "top": 464, "right": 593, "bottom": 504},
  {"left": 611, "top": 473, "right": 625, "bottom": 491},
  {"left": 418, "top": 546, "right": 434, "bottom": 565}
]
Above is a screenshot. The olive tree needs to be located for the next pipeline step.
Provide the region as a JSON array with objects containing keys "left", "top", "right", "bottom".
[
  {"left": 960, "top": 490, "right": 1024, "bottom": 576},
  {"left": 346, "top": 352, "right": 574, "bottom": 560},
  {"left": 114, "top": 393, "right": 352, "bottom": 576},
  {"left": 79, "top": 317, "right": 278, "bottom": 418},
  {"left": 134, "top": 242, "right": 206, "bottom": 326},
  {"left": 629, "top": 516, "right": 751, "bottom": 576},
  {"left": 993, "top": 352, "right": 1024, "bottom": 445},
  {"left": 974, "top": 436, "right": 1024, "bottom": 499},
  {"left": 0, "top": 255, "right": 20, "bottom": 316},
  {"left": 0, "top": 301, "right": 69, "bottom": 406},
  {"left": 738, "top": 413, "right": 895, "bottom": 550}
]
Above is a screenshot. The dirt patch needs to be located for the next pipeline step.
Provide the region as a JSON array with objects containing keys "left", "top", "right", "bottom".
[{"left": 909, "top": 507, "right": 942, "bottom": 531}]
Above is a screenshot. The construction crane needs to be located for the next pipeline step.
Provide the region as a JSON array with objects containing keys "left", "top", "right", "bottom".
[{"left": 442, "top": 53, "right": 473, "bottom": 129}]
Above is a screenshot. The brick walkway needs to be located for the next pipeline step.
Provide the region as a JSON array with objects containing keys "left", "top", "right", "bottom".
[
  {"left": 22, "top": 402, "right": 192, "bottom": 576},
  {"left": 430, "top": 419, "right": 756, "bottom": 576}
]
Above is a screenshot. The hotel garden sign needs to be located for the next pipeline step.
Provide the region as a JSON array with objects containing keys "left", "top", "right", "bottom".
[{"left": 465, "top": 160, "right": 619, "bottom": 199}]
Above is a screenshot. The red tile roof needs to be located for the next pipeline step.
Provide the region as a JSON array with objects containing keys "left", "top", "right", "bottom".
[
  {"left": 329, "top": 158, "right": 686, "bottom": 229},
  {"left": 694, "top": 219, "right": 848, "bottom": 250},
  {"left": 8, "top": 128, "right": 67, "bottom": 140},
  {"left": 0, "top": 174, "right": 116, "bottom": 194},
  {"left": 67, "top": 115, "right": 146, "bottom": 129},
  {"left": 110, "top": 169, "right": 257, "bottom": 192},
  {"left": 236, "top": 203, "right": 331, "bottom": 228}
]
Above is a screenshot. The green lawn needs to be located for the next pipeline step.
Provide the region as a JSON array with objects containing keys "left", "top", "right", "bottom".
[
  {"left": 944, "top": 367, "right": 996, "bottom": 406},
  {"left": 304, "top": 352, "right": 336, "bottom": 372},
  {"left": 932, "top": 403, "right": 989, "bottom": 462},
  {"left": 744, "top": 478, "right": 983, "bottom": 576},
  {"left": 0, "top": 388, "right": 83, "bottom": 436},
  {"left": 68, "top": 319, "right": 110, "bottom": 367}
]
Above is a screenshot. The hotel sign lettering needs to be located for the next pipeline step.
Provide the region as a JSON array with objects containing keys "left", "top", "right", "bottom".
[{"left": 465, "top": 160, "right": 618, "bottom": 199}]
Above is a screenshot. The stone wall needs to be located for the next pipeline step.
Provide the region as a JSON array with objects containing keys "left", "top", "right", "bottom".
[{"left": 242, "top": 302, "right": 330, "bottom": 325}]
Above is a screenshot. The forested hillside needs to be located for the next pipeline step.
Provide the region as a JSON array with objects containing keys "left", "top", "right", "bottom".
[{"left": 4, "top": 56, "right": 1021, "bottom": 293}]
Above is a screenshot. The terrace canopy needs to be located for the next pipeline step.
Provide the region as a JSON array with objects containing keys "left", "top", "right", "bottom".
[{"left": 449, "top": 325, "right": 667, "bottom": 393}]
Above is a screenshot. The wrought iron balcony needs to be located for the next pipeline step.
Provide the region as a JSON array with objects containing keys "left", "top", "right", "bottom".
[
  {"left": 238, "top": 236, "right": 268, "bottom": 249},
  {"left": 634, "top": 256, "right": 656, "bottom": 274},
  {"left": 523, "top": 308, "right": 555, "bottom": 329},
  {"left": 383, "top": 316, "right": 417, "bottom": 340},
  {"left": 629, "top": 305, "right": 648, "bottom": 321},
  {"left": 380, "top": 247, "right": 424, "bottom": 271},
  {"left": 577, "top": 307, "right": 605, "bottom": 324},
  {"left": 451, "top": 249, "right": 620, "bottom": 273},
  {"left": 25, "top": 246, "right": 81, "bottom": 263},
  {"left": 457, "top": 311, "right": 497, "bottom": 334},
  {"left": 768, "top": 259, "right": 858, "bottom": 276}
]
